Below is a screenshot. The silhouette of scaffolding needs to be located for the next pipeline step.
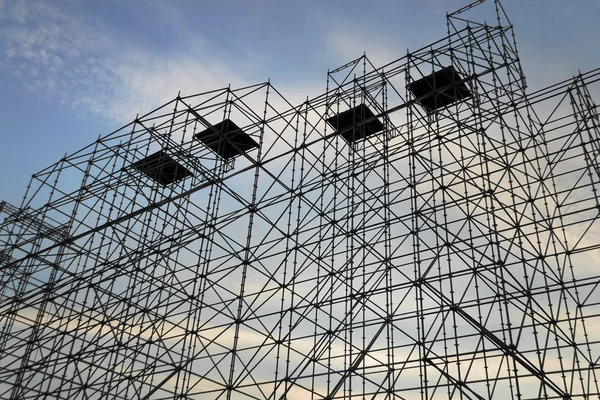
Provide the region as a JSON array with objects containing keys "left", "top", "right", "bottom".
[{"left": 1, "top": 1, "right": 600, "bottom": 399}]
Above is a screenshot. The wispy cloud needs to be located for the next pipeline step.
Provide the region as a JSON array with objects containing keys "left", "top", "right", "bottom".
[
  {"left": 327, "top": 28, "right": 401, "bottom": 69},
  {"left": 0, "top": 1, "right": 249, "bottom": 124},
  {"left": 0, "top": 0, "right": 406, "bottom": 127}
]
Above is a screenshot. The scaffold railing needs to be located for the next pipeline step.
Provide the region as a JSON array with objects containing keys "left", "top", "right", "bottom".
[{"left": 1, "top": 1, "right": 600, "bottom": 399}]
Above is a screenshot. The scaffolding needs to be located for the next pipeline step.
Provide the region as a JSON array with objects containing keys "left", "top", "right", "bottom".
[{"left": 1, "top": 1, "right": 600, "bottom": 399}]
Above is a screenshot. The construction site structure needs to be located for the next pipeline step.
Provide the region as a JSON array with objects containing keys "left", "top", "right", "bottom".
[{"left": 1, "top": 1, "right": 600, "bottom": 399}]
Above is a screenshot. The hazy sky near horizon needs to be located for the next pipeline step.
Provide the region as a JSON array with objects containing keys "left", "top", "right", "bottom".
[{"left": 0, "top": 0, "right": 599, "bottom": 205}]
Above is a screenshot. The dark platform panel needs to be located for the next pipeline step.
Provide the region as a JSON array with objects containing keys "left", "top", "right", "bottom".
[
  {"left": 326, "top": 104, "right": 385, "bottom": 143},
  {"left": 408, "top": 66, "right": 471, "bottom": 112},
  {"left": 131, "top": 151, "right": 194, "bottom": 186},
  {"left": 195, "top": 119, "right": 259, "bottom": 160}
]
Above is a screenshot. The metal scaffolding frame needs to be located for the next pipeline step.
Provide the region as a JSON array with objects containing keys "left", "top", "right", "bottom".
[{"left": 1, "top": 1, "right": 600, "bottom": 399}]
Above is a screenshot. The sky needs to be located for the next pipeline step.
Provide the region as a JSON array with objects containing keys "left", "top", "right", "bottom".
[{"left": 0, "top": 0, "right": 599, "bottom": 205}]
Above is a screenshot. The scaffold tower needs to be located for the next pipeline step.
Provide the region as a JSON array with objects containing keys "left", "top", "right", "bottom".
[{"left": 1, "top": 1, "right": 600, "bottom": 399}]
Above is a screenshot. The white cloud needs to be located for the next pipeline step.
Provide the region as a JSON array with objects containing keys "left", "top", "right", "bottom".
[
  {"left": 0, "top": 1, "right": 253, "bottom": 125},
  {"left": 105, "top": 53, "right": 246, "bottom": 122},
  {"left": 0, "top": 1, "right": 403, "bottom": 130},
  {"left": 327, "top": 28, "right": 400, "bottom": 69}
]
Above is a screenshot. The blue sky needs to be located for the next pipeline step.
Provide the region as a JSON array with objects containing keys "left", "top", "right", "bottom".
[{"left": 0, "top": 0, "right": 599, "bottom": 205}]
